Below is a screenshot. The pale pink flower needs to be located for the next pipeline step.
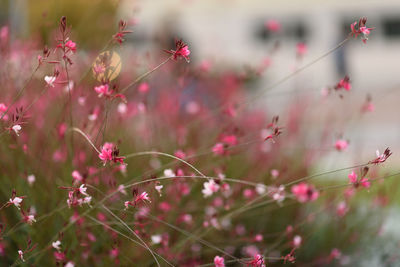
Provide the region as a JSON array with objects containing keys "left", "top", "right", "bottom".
[
  {"left": 336, "top": 201, "right": 349, "bottom": 217},
  {"left": 214, "top": 255, "right": 225, "bottom": 267},
  {"left": 25, "top": 214, "right": 36, "bottom": 225},
  {"left": 27, "top": 174, "right": 35, "bottom": 186},
  {"left": 202, "top": 180, "right": 220, "bottom": 198},
  {"left": 44, "top": 76, "right": 57, "bottom": 87},
  {"left": 293, "top": 235, "right": 302, "bottom": 248},
  {"left": 151, "top": 235, "right": 162, "bottom": 244},
  {"left": 335, "top": 139, "right": 348, "bottom": 151},
  {"left": 71, "top": 170, "right": 83, "bottom": 183},
  {"left": 270, "top": 169, "right": 279, "bottom": 178},
  {"left": 155, "top": 184, "right": 163, "bottom": 196}
]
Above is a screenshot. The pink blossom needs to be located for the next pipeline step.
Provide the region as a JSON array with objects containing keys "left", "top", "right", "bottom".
[
  {"left": 164, "top": 39, "right": 190, "bottom": 62},
  {"left": 138, "top": 82, "right": 149, "bottom": 94},
  {"left": 214, "top": 255, "right": 225, "bottom": 267},
  {"left": 359, "top": 177, "right": 371, "bottom": 188},
  {"left": 265, "top": 19, "right": 281, "bottom": 32},
  {"left": 291, "top": 182, "right": 319, "bottom": 203},
  {"left": 9, "top": 196, "right": 24, "bottom": 209},
  {"left": 94, "top": 84, "right": 112, "bottom": 98},
  {"left": 335, "top": 139, "right": 348, "bottom": 151},
  {"left": 293, "top": 235, "right": 302, "bottom": 248},
  {"left": 348, "top": 171, "right": 358, "bottom": 184},
  {"left": 79, "top": 184, "right": 89, "bottom": 196},
  {"left": 65, "top": 40, "right": 76, "bottom": 52},
  {"left": 12, "top": 124, "right": 22, "bottom": 136},
  {"left": 0, "top": 103, "right": 8, "bottom": 120},
  {"left": 296, "top": 42, "right": 307, "bottom": 56},
  {"left": 335, "top": 76, "right": 351, "bottom": 91},
  {"left": 202, "top": 179, "right": 220, "bottom": 198},
  {"left": 212, "top": 143, "right": 225, "bottom": 156},
  {"left": 350, "top": 17, "right": 374, "bottom": 43},
  {"left": 72, "top": 170, "right": 83, "bottom": 183},
  {"left": 336, "top": 201, "right": 349, "bottom": 217},
  {"left": 18, "top": 250, "right": 25, "bottom": 262},
  {"left": 52, "top": 240, "right": 61, "bottom": 250},
  {"left": 248, "top": 254, "right": 266, "bottom": 267},
  {"left": 135, "top": 192, "right": 151, "bottom": 204},
  {"left": 369, "top": 148, "right": 392, "bottom": 164}
]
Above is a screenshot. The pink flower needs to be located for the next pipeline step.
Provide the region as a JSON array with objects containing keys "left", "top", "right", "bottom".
[
  {"left": 202, "top": 180, "right": 220, "bottom": 198},
  {"left": 350, "top": 17, "right": 374, "bottom": 43},
  {"left": 138, "top": 82, "right": 149, "bottom": 94},
  {"left": 99, "top": 145, "right": 113, "bottom": 165},
  {"left": 65, "top": 40, "right": 77, "bottom": 52},
  {"left": 164, "top": 39, "right": 190, "bottom": 62},
  {"left": 0, "top": 103, "right": 8, "bottom": 120},
  {"left": 94, "top": 84, "right": 112, "bottom": 98},
  {"left": 291, "top": 182, "right": 319, "bottom": 203},
  {"left": 335, "top": 76, "right": 351, "bottom": 91},
  {"left": 335, "top": 139, "right": 348, "bottom": 151},
  {"left": 23, "top": 214, "right": 36, "bottom": 225},
  {"left": 248, "top": 254, "right": 266, "bottom": 267},
  {"left": 79, "top": 184, "right": 89, "bottom": 196},
  {"left": 293, "top": 235, "right": 302, "bottom": 248},
  {"left": 72, "top": 170, "right": 83, "bottom": 183},
  {"left": 359, "top": 177, "right": 371, "bottom": 188},
  {"left": 336, "top": 201, "right": 349, "bottom": 217},
  {"left": 98, "top": 142, "right": 125, "bottom": 165},
  {"left": 214, "top": 255, "right": 225, "bottom": 267},
  {"left": 296, "top": 42, "right": 307, "bottom": 57},
  {"left": 44, "top": 76, "right": 57, "bottom": 87},
  {"left": 348, "top": 171, "right": 358, "bottom": 184},
  {"left": 212, "top": 143, "right": 225, "bottom": 156},
  {"left": 369, "top": 148, "right": 392, "bottom": 165},
  {"left": 18, "top": 250, "right": 25, "bottom": 262},
  {"left": 265, "top": 19, "right": 281, "bottom": 32},
  {"left": 135, "top": 192, "right": 151, "bottom": 204}
]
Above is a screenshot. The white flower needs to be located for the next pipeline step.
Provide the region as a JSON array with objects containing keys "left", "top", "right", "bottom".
[
  {"left": 79, "top": 184, "right": 89, "bottom": 196},
  {"left": 26, "top": 214, "right": 36, "bottom": 225},
  {"left": 151, "top": 235, "right": 162, "bottom": 244},
  {"left": 155, "top": 184, "right": 163, "bottom": 196},
  {"left": 163, "top": 169, "right": 175, "bottom": 178},
  {"left": 202, "top": 179, "right": 220, "bottom": 198},
  {"left": 10, "top": 197, "right": 23, "bottom": 209},
  {"left": 52, "top": 240, "right": 61, "bottom": 251},
  {"left": 44, "top": 76, "right": 56, "bottom": 87},
  {"left": 256, "top": 184, "right": 267, "bottom": 195},
  {"left": 18, "top": 250, "right": 25, "bottom": 262},
  {"left": 118, "top": 103, "right": 127, "bottom": 114},
  {"left": 12, "top": 124, "right": 22, "bottom": 136},
  {"left": 27, "top": 174, "right": 36, "bottom": 186},
  {"left": 65, "top": 262, "right": 75, "bottom": 267}
]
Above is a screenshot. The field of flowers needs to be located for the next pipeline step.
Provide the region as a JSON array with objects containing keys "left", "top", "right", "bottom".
[{"left": 0, "top": 13, "right": 398, "bottom": 267}]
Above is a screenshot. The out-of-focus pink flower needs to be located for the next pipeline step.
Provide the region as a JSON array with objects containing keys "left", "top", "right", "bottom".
[
  {"left": 335, "top": 76, "right": 351, "bottom": 91},
  {"left": 359, "top": 177, "right": 371, "bottom": 188},
  {"left": 293, "top": 235, "right": 302, "bottom": 248},
  {"left": 94, "top": 84, "right": 112, "bottom": 98},
  {"left": 202, "top": 179, "right": 220, "bottom": 198},
  {"left": 138, "top": 82, "right": 149, "bottom": 94},
  {"left": 348, "top": 171, "right": 358, "bottom": 184},
  {"left": 214, "top": 255, "right": 225, "bottom": 267},
  {"left": 291, "top": 182, "right": 319, "bottom": 203},
  {"left": 329, "top": 248, "right": 342, "bottom": 260},
  {"left": 135, "top": 191, "right": 151, "bottom": 204},
  {"left": 265, "top": 19, "right": 281, "bottom": 32},
  {"left": 212, "top": 143, "right": 225, "bottom": 156},
  {"left": 296, "top": 42, "right": 307, "bottom": 57},
  {"left": 335, "top": 139, "right": 348, "bottom": 151},
  {"left": 336, "top": 201, "right": 349, "bottom": 217},
  {"left": 0, "top": 103, "right": 8, "bottom": 120}
]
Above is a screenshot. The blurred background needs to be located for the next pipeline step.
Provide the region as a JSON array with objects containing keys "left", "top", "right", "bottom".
[{"left": 2, "top": 0, "right": 400, "bottom": 166}]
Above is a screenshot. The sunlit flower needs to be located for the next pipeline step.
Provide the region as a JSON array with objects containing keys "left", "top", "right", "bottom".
[{"left": 44, "top": 76, "right": 57, "bottom": 87}]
